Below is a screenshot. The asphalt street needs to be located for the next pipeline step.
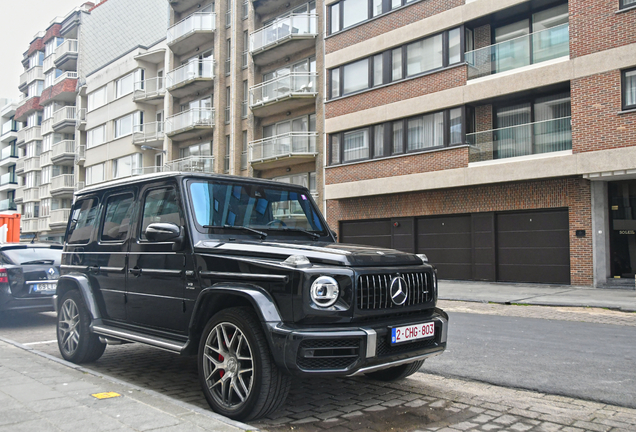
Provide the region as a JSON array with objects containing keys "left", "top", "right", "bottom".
[{"left": 422, "top": 312, "right": 636, "bottom": 409}]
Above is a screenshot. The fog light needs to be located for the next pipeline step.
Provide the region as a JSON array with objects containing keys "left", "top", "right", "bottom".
[{"left": 310, "top": 276, "right": 339, "bottom": 307}]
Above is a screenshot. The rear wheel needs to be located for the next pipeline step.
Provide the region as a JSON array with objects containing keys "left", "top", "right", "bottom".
[
  {"left": 198, "top": 307, "right": 290, "bottom": 421},
  {"left": 57, "top": 290, "right": 106, "bottom": 363},
  {"left": 365, "top": 360, "right": 424, "bottom": 381}
]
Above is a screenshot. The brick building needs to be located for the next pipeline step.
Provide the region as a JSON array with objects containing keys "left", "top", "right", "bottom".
[{"left": 323, "top": 0, "right": 636, "bottom": 287}]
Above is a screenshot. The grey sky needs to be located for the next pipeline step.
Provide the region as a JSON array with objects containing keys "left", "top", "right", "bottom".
[{"left": 0, "top": 0, "right": 89, "bottom": 101}]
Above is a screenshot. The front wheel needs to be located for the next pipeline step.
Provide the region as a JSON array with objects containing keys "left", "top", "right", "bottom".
[
  {"left": 56, "top": 290, "right": 106, "bottom": 363},
  {"left": 198, "top": 307, "right": 290, "bottom": 421},
  {"left": 365, "top": 360, "right": 424, "bottom": 381}
]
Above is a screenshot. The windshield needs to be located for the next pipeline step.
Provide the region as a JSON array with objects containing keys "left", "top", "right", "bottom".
[
  {"left": 2, "top": 247, "right": 62, "bottom": 266},
  {"left": 189, "top": 180, "right": 327, "bottom": 236}
]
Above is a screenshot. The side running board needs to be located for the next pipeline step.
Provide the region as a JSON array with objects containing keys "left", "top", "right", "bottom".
[{"left": 91, "top": 324, "right": 186, "bottom": 353}]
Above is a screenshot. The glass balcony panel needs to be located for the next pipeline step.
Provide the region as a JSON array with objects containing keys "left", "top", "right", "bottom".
[
  {"left": 249, "top": 73, "right": 316, "bottom": 106},
  {"left": 1, "top": 145, "right": 18, "bottom": 160},
  {"left": 132, "top": 121, "right": 164, "bottom": 143},
  {"left": 165, "top": 108, "right": 215, "bottom": 134},
  {"left": 2, "top": 120, "right": 18, "bottom": 136},
  {"left": 164, "top": 156, "right": 215, "bottom": 173},
  {"left": 467, "top": 117, "right": 572, "bottom": 163},
  {"left": 0, "top": 199, "right": 16, "bottom": 211},
  {"left": 466, "top": 23, "right": 569, "bottom": 80},
  {"left": 166, "top": 60, "right": 214, "bottom": 89},
  {"left": 0, "top": 172, "right": 16, "bottom": 185},
  {"left": 249, "top": 132, "right": 318, "bottom": 162},
  {"left": 250, "top": 14, "right": 318, "bottom": 53},
  {"left": 167, "top": 12, "right": 216, "bottom": 44}
]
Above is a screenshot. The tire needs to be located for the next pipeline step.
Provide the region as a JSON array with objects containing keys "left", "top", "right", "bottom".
[
  {"left": 365, "top": 360, "right": 424, "bottom": 381},
  {"left": 56, "top": 290, "right": 106, "bottom": 363},
  {"left": 198, "top": 307, "right": 291, "bottom": 421}
]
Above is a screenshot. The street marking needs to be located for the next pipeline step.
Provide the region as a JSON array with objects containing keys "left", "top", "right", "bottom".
[
  {"left": 23, "top": 340, "right": 57, "bottom": 346},
  {"left": 92, "top": 392, "right": 121, "bottom": 400}
]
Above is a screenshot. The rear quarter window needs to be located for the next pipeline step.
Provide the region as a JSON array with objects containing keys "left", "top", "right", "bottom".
[{"left": 67, "top": 198, "right": 100, "bottom": 244}]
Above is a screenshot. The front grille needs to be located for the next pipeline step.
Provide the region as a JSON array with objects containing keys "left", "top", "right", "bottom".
[
  {"left": 297, "top": 338, "right": 360, "bottom": 370},
  {"left": 356, "top": 272, "right": 431, "bottom": 310},
  {"left": 376, "top": 336, "right": 437, "bottom": 357}
]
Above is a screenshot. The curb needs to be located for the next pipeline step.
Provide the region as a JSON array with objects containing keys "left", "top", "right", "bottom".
[
  {"left": 439, "top": 297, "right": 636, "bottom": 313},
  {"left": 0, "top": 336, "right": 258, "bottom": 432}
]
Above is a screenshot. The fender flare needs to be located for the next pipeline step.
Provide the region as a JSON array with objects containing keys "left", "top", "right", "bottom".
[{"left": 56, "top": 274, "right": 101, "bottom": 321}]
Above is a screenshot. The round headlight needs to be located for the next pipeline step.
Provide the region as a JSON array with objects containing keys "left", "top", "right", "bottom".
[{"left": 310, "top": 276, "right": 340, "bottom": 308}]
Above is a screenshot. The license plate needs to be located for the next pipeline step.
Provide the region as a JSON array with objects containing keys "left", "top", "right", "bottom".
[
  {"left": 391, "top": 322, "right": 435, "bottom": 345},
  {"left": 31, "top": 283, "right": 57, "bottom": 293}
]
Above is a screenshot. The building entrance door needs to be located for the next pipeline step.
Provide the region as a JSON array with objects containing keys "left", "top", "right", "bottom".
[{"left": 609, "top": 181, "right": 636, "bottom": 279}]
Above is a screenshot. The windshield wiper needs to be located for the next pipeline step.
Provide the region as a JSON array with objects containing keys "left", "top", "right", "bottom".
[
  {"left": 21, "top": 260, "right": 55, "bottom": 265},
  {"left": 267, "top": 227, "right": 322, "bottom": 240},
  {"left": 202, "top": 225, "right": 268, "bottom": 239}
]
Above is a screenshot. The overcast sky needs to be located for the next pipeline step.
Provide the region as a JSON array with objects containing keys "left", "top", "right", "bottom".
[{"left": 0, "top": 0, "right": 88, "bottom": 100}]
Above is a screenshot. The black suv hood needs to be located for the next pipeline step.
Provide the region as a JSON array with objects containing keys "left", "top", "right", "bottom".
[{"left": 196, "top": 240, "right": 423, "bottom": 267}]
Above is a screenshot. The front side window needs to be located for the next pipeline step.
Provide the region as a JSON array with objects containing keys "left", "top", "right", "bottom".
[
  {"left": 101, "top": 193, "right": 135, "bottom": 241},
  {"left": 67, "top": 198, "right": 99, "bottom": 244},
  {"left": 141, "top": 188, "right": 181, "bottom": 239},
  {"left": 623, "top": 68, "right": 636, "bottom": 110}
]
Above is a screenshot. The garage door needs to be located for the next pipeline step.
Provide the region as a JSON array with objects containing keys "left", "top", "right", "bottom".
[
  {"left": 417, "top": 215, "right": 473, "bottom": 280},
  {"left": 340, "top": 220, "right": 392, "bottom": 249},
  {"left": 496, "top": 210, "right": 570, "bottom": 284}
]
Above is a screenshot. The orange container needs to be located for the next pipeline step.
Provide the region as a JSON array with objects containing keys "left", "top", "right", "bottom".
[{"left": 0, "top": 213, "right": 21, "bottom": 243}]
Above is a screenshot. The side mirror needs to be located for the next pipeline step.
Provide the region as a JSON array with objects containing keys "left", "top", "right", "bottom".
[
  {"left": 145, "top": 223, "right": 182, "bottom": 243},
  {"left": 330, "top": 230, "right": 338, "bottom": 241}
]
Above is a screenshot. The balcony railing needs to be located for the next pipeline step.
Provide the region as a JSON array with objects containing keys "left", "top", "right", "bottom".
[
  {"left": 43, "top": 53, "right": 56, "bottom": 72},
  {"left": 51, "top": 174, "right": 75, "bottom": 193},
  {"left": 0, "top": 172, "right": 17, "bottom": 186},
  {"left": 1, "top": 120, "right": 17, "bottom": 136},
  {"left": 53, "top": 106, "right": 76, "bottom": 127},
  {"left": 51, "top": 140, "right": 75, "bottom": 161},
  {"left": 250, "top": 132, "right": 317, "bottom": 163},
  {"left": 24, "top": 156, "right": 41, "bottom": 172},
  {"left": 39, "top": 183, "right": 51, "bottom": 199},
  {"left": 164, "top": 155, "right": 215, "bottom": 173},
  {"left": 19, "top": 66, "right": 43, "bottom": 87},
  {"left": 15, "top": 159, "right": 24, "bottom": 173},
  {"left": 41, "top": 118, "right": 53, "bottom": 135},
  {"left": 250, "top": 14, "right": 318, "bottom": 53},
  {"left": 55, "top": 39, "right": 79, "bottom": 59},
  {"left": 23, "top": 187, "right": 39, "bottom": 202},
  {"left": 0, "top": 199, "right": 16, "bottom": 212},
  {"left": 133, "top": 77, "right": 165, "bottom": 100},
  {"left": 22, "top": 218, "right": 39, "bottom": 233},
  {"left": 166, "top": 60, "right": 214, "bottom": 89},
  {"left": 76, "top": 108, "right": 86, "bottom": 129},
  {"left": 38, "top": 216, "right": 50, "bottom": 232},
  {"left": 15, "top": 187, "right": 24, "bottom": 203},
  {"left": 50, "top": 208, "right": 71, "bottom": 226},
  {"left": 132, "top": 122, "right": 164, "bottom": 144},
  {"left": 24, "top": 126, "right": 42, "bottom": 143},
  {"left": 466, "top": 23, "right": 569, "bottom": 80},
  {"left": 467, "top": 117, "right": 572, "bottom": 163},
  {"left": 167, "top": 12, "right": 216, "bottom": 44},
  {"left": 54, "top": 71, "right": 78, "bottom": 85},
  {"left": 1, "top": 145, "right": 18, "bottom": 161},
  {"left": 250, "top": 72, "right": 317, "bottom": 107},
  {"left": 75, "top": 144, "right": 85, "bottom": 164},
  {"left": 165, "top": 108, "right": 215, "bottom": 135},
  {"left": 40, "top": 150, "right": 52, "bottom": 167},
  {"left": 16, "top": 129, "right": 25, "bottom": 144}
]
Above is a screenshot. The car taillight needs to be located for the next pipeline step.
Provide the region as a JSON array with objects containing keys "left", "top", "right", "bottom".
[{"left": 0, "top": 269, "right": 8, "bottom": 283}]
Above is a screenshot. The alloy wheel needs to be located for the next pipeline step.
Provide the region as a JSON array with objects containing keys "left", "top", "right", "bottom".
[{"left": 58, "top": 298, "right": 80, "bottom": 356}]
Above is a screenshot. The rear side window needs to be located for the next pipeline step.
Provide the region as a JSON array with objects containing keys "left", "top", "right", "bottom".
[
  {"left": 67, "top": 198, "right": 99, "bottom": 244},
  {"left": 101, "top": 193, "right": 135, "bottom": 241},
  {"left": 140, "top": 188, "right": 181, "bottom": 240}
]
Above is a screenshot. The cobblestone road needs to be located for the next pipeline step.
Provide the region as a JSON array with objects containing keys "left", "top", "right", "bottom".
[{"left": 2, "top": 301, "right": 635, "bottom": 431}]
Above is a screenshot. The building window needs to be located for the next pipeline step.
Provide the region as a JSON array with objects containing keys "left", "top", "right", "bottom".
[
  {"left": 115, "top": 112, "right": 143, "bottom": 138},
  {"left": 87, "top": 124, "right": 106, "bottom": 149},
  {"left": 225, "top": 136, "right": 231, "bottom": 172},
  {"left": 620, "top": 0, "right": 636, "bottom": 9},
  {"left": 330, "top": 69, "right": 340, "bottom": 99},
  {"left": 88, "top": 86, "right": 107, "bottom": 111},
  {"left": 242, "top": 31, "right": 248, "bottom": 68},
  {"left": 180, "top": 142, "right": 212, "bottom": 158},
  {"left": 242, "top": 80, "right": 248, "bottom": 118},
  {"left": 623, "top": 68, "right": 636, "bottom": 110},
  {"left": 342, "top": 59, "right": 369, "bottom": 95},
  {"left": 113, "top": 153, "right": 142, "bottom": 179},
  {"left": 241, "top": 131, "right": 248, "bottom": 170},
  {"left": 86, "top": 163, "right": 105, "bottom": 185},
  {"left": 116, "top": 73, "right": 135, "bottom": 98},
  {"left": 343, "top": 129, "right": 369, "bottom": 162}
]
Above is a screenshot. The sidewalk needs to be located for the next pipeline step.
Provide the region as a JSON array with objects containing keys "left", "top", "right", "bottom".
[
  {"left": 0, "top": 339, "right": 254, "bottom": 432},
  {"left": 439, "top": 280, "right": 636, "bottom": 312}
]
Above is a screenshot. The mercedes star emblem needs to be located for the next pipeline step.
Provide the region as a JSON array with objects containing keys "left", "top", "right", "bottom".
[{"left": 389, "top": 276, "right": 408, "bottom": 306}]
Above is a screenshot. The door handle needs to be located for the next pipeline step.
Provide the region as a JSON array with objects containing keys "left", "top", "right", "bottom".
[{"left": 129, "top": 267, "right": 142, "bottom": 276}]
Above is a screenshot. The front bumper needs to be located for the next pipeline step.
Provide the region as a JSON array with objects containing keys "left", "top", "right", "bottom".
[{"left": 267, "top": 309, "right": 448, "bottom": 376}]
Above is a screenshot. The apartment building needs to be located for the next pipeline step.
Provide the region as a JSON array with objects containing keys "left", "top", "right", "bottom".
[
  {"left": 323, "top": 0, "right": 636, "bottom": 287},
  {"left": 0, "top": 100, "right": 19, "bottom": 214}
]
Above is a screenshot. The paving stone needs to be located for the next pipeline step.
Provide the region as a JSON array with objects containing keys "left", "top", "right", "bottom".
[
  {"left": 480, "top": 425, "right": 503, "bottom": 431},
  {"left": 451, "top": 422, "right": 479, "bottom": 431},
  {"left": 509, "top": 423, "right": 533, "bottom": 431},
  {"left": 570, "top": 421, "right": 610, "bottom": 431},
  {"left": 471, "top": 414, "right": 494, "bottom": 423},
  {"left": 404, "top": 399, "right": 428, "bottom": 408},
  {"left": 494, "top": 415, "right": 519, "bottom": 426}
]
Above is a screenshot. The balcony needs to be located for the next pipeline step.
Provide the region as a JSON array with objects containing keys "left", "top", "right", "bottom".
[
  {"left": 250, "top": 14, "right": 318, "bottom": 66},
  {"left": 39, "top": 184, "right": 51, "bottom": 200},
  {"left": 0, "top": 198, "right": 16, "bottom": 212},
  {"left": 19, "top": 66, "right": 43, "bottom": 92},
  {"left": 249, "top": 72, "right": 317, "bottom": 117},
  {"left": 0, "top": 144, "right": 18, "bottom": 167},
  {"left": 38, "top": 216, "right": 50, "bottom": 232},
  {"left": 54, "top": 71, "right": 78, "bottom": 86},
  {"left": 49, "top": 208, "right": 71, "bottom": 229},
  {"left": 14, "top": 187, "right": 24, "bottom": 204},
  {"left": 76, "top": 108, "right": 86, "bottom": 130},
  {"left": 15, "top": 96, "right": 42, "bottom": 122},
  {"left": 23, "top": 126, "right": 42, "bottom": 143},
  {"left": 133, "top": 77, "right": 165, "bottom": 104},
  {"left": 15, "top": 159, "right": 24, "bottom": 175},
  {"left": 250, "top": 132, "right": 318, "bottom": 170},
  {"left": 167, "top": 12, "right": 216, "bottom": 56},
  {"left": 132, "top": 122, "right": 164, "bottom": 147},
  {"left": 168, "top": 0, "right": 200, "bottom": 13},
  {"left": 51, "top": 140, "right": 75, "bottom": 165},
  {"left": 166, "top": 60, "right": 214, "bottom": 99},
  {"left": 23, "top": 156, "right": 41, "bottom": 173},
  {"left": 1, "top": 120, "right": 18, "bottom": 143},
  {"left": 22, "top": 218, "right": 38, "bottom": 234},
  {"left": 16, "top": 129, "right": 25, "bottom": 146},
  {"left": 466, "top": 23, "right": 569, "bottom": 80},
  {"left": 164, "top": 155, "right": 214, "bottom": 173},
  {"left": 467, "top": 117, "right": 572, "bottom": 163},
  {"left": 40, "top": 150, "right": 52, "bottom": 167},
  {"left": 40, "top": 74, "right": 78, "bottom": 105},
  {"left": 165, "top": 108, "right": 215, "bottom": 142},
  {"left": 23, "top": 187, "right": 39, "bottom": 203},
  {"left": 75, "top": 144, "right": 85, "bottom": 165},
  {"left": 41, "top": 118, "right": 53, "bottom": 136},
  {"left": 50, "top": 174, "right": 75, "bottom": 197},
  {"left": 54, "top": 39, "right": 79, "bottom": 71},
  {"left": 43, "top": 53, "right": 56, "bottom": 72},
  {"left": 52, "top": 106, "right": 76, "bottom": 133},
  {"left": 0, "top": 172, "right": 17, "bottom": 186}
]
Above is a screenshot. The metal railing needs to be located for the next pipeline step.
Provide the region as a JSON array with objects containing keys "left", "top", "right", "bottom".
[
  {"left": 250, "top": 14, "right": 318, "bottom": 53},
  {"left": 51, "top": 174, "right": 75, "bottom": 192},
  {"left": 19, "top": 66, "right": 43, "bottom": 87},
  {"left": 164, "top": 156, "right": 215, "bottom": 172},
  {"left": 76, "top": 108, "right": 86, "bottom": 129},
  {"left": 75, "top": 144, "right": 85, "bottom": 164},
  {"left": 40, "top": 150, "right": 52, "bottom": 167},
  {"left": 50, "top": 208, "right": 71, "bottom": 225},
  {"left": 55, "top": 39, "right": 78, "bottom": 59},
  {"left": 0, "top": 172, "right": 16, "bottom": 185},
  {"left": 466, "top": 23, "right": 569, "bottom": 80},
  {"left": 167, "top": 12, "right": 216, "bottom": 44},
  {"left": 467, "top": 117, "right": 572, "bottom": 163},
  {"left": 133, "top": 77, "right": 165, "bottom": 100},
  {"left": 1, "top": 144, "right": 18, "bottom": 160},
  {"left": 250, "top": 72, "right": 317, "bottom": 107},
  {"left": 51, "top": 140, "right": 75, "bottom": 159},
  {"left": 53, "top": 106, "right": 76, "bottom": 127},
  {"left": 54, "top": 71, "right": 78, "bottom": 85},
  {"left": 0, "top": 199, "right": 16, "bottom": 212},
  {"left": 132, "top": 121, "right": 164, "bottom": 144},
  {"left": 166, "top": 59, "right": 214, "bottom": 89},
  {"left": 249, "top": 132, "right": 317, "bottom": 163},
  {"left": 165, "top": 108, "right": 215, "bottom": 135}
]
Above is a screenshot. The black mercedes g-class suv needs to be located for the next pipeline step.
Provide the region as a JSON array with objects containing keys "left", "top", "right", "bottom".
[{"left": 55, "top": 172, "right": 447, "bottom": 421}]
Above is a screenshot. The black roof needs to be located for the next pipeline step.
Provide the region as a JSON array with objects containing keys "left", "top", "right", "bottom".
[{"left": 0, "top": 243, "right": 63, "bottom": 250}]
